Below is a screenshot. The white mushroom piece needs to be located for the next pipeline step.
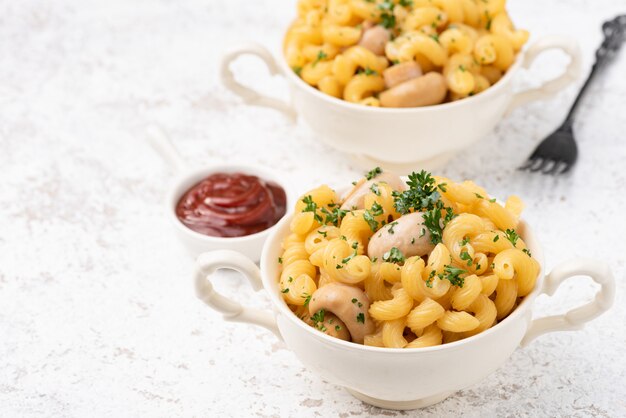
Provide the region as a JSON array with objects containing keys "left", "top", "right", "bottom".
[
  {"left": 308, "top": 283, "right": 375, "bottom": 344},
  {"left": 383, "top": 61, "right": 423, "bottom": 88},
  {"left": 368, "top": 212, "right": 436, "bottom": 260},
  {"left": 340, "top": 171, "right": 406, "bottom": 211},
  {"left": 358, "top": 24, "right": 391, "bottom": 56},
  {"left": 379, "top": 72, "right": 447, "bottom": 108}
]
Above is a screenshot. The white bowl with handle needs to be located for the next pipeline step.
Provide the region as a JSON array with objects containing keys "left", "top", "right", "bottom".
[
  {"left": 194, "top": 214, "right": 614, "bottom": 410},
  {"left": 221, "top": 35, "right": 581, "bottom": 172}
]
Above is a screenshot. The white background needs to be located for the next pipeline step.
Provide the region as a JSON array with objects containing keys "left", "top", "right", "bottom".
[{"left": 1, "top": 0, "right": 625, "bottom": 416}]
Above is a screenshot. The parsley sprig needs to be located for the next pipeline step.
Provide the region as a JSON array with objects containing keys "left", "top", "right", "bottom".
[
  {"left": 391, "top": 170, "right": 456, "bottom": 245},
  {"left": 365, "top": 166, "right": 382, "bottom": 180},
  {"left": 382, "top": 247, "right": 405, "bottom": 263},
  {"left": 439, "top": 265, "right": 467, "bottom": 287},
  {"left": 301, "top": 196, "right": 346, "bottom": 226}
]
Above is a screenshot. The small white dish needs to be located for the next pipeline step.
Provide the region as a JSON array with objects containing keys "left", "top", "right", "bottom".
[
  {"left": 193, "top": 209, "right": 615, "bottom": 410},
  {"left": 220, "top": 36, "right": 582, "bottom": 172},
  {"left": 146, "top": 126, "right": 294, "bottom": 261}
]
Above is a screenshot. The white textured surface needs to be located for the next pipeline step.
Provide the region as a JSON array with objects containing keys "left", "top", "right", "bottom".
[{"left": 1, "top": 0, "right": 625, "bottom": 417}]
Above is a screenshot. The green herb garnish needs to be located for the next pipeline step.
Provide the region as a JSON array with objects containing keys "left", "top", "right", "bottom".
[
  {"left": 382, "top": 247, "right": 405, "bottom": 264},
  {"left": 505, "top": 229, "right": 520, "bottom": 247},
  {"left": 312, "top": 50, "right": 328, "bottom": 67},
  {"left": 438, "top": 265, "right": 466, "bottom": 287},
  {"left": 365, "top": 166, "right": 382, "bottom": 180}
]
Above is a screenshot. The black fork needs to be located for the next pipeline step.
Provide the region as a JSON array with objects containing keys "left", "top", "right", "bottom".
[{"left": 520, "top": 15, "right": 626, "bottom": 174}]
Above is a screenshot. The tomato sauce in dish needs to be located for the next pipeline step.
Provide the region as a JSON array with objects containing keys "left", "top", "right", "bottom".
[{"left": 175, "top": 172, "right": 287, "bottom": 238}]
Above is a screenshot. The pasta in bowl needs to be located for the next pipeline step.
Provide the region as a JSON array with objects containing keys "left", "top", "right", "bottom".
[
  {"left": 286, "top": 0, "right": 529, "bottom": 107},
  {"left": 279, "top": 169, "right": 540, "bottom": 348},
  {"left": 220, "top": 1, "right": 582, "bottom": 169},
  {"left": 194, "top": 169, "right": 614, "bottom": 409}
]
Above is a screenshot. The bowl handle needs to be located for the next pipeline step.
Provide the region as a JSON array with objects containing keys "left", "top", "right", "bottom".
[
  {"left": 220, "top": 43, "right": 297, "bottom": 122},
  {"left": 506, "top": 36, "right": 582, "bottom": 115},
  {"left": 520, "top": 259, "right": 615, "bottom": 347},
  {"left": 194, "top": 250, "right": 283, "bottom": 340}
]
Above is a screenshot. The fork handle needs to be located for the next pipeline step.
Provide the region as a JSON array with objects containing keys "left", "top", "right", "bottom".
[{"left": 564, "top": 15, "right": 626, "bottom": 124}]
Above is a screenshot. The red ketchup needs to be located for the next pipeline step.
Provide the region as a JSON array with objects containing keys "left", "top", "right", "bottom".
[{"left": 176, "top": 172, "right": 287, "bottom": 238}]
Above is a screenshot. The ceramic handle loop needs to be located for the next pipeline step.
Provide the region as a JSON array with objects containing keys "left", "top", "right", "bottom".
[
  {"left": 220, "top": 43, "right": 298, "bottom": 122},
  {"left": 506, "top": 35, "right": 582, "bottom": 115},
  {"left": 194, "top": 250, "right": 283, "bottom": 340},
  {"left": 521, "top": 259, "right": 615, "bottom": 347}
]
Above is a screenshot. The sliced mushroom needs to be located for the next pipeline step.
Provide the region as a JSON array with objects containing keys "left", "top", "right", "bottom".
[
  {"left": 368, "top": 212, "right": 435, "bottom": 260},
  {"left": 305, "top": 311, "right": 351, "bottom": 341},
  {"left": 383, "top": 61, "right": 423, "bottom": 88},
  {"left": 379, "top": 72, "right": 447, "bottom": 108},
  {"left": 340, "top": 171, "right": 405, "bottom": 211},
  {"left": 308, "top": 283, "right": 375, "bottom": 344},
  {"left": 358, "top": 25, "right": 391, "bottom": 56}
]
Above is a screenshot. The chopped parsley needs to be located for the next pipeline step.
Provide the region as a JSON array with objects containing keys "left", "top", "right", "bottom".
[
  {"left": 429, "top": 34, "right": 439, "bottom": 43},
  {"left": 392, "top": 170, "right": 456, "bottom": 245},
  {"left": 292, "top": 66, "right": 302, "bottom": 76},
  {"left": 387, "top": 221, "right": 398, "bottom": 234},
  {"left": 365, "top": 167, "right": 382, "bottom": 180},
  {"left": 382, "top": 247, "right": 405, "bottom": 264},
  {"left": 522, "top": 248, "right": 533, "bottom": 257},
  {"left": 335, "top": 325, "right": 342, "bottom": 332},
  {"left": 278, "top": 257, "right": 283, "bottom": 264},
  {"left": 377, "top": 0, "right": 396, "bottom": 29},
  {"left": 320, "top": 206, "right": 347, "bottom": 226},
  {"left": 318, "top": 230, "right": 327, "bottom": 238},
  {"left": 363, "top": 202, "right": 383, "bottom": 232},
  {"left": 392, "top": 170, "right": 440, "bottom": 214},
  {"left": 358, "top": 67, "right": 378, "bottom": 76},
  {"left": 422, "top": 201, "right": 455, "bottom": 245},
  {"left": 399, "top": 0, "right": 413, "bottom": 6},
  {"left": 493, "top": 235, "right": 500, "bottom": 242},
  {"left": 351, "top": 298, "right": 363, "bottom": 308},
  {"left": 370, "top": 183, "right": 381, "bottom": 196},
  {"left": 426, "top": 270, "right": 436, "bottom": 288},
  {"left": 311, "top": 309, "right": 325, "bottom": 324},
  {"left": 356, "top": 312, "right": 365, "bottom": 324},
  {"left": 288, "top": 276, "right": 294, "bottom": 282},
  {"left": 505, "top": 229, "right": 520, "bottom": 247},
  {"left": 312, "top": 50, "right": 328, "bottom": 67},
  {"left": 438, "top": 265, "right": 466, "bottom": 287},
  {"left": 475, "top": 193, "right": 484, "bottom": 199},
  {"left": 460, "top": 236, "right": 470, "bottom": 246},
  {"left": 281, "top": 288, "right": 289, "bottom": 293},
  {"left": 303, "top": 293, "right": 312, "bottom": 307},
  {"left": 459, "top": 250, "right": 473, "bottom": 266}
]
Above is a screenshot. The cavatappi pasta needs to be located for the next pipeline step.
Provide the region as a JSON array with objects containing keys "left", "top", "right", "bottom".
[
  {"left": 278, "top": 168, "right": 540, "bottom": 348},
  {"left": 285, "top": 0, "right": 528, "bottom": 107}
]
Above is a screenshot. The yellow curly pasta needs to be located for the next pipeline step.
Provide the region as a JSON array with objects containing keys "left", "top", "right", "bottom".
[
  {"left": 406, "top": 324, "right": 443, "bottom": 348},
  {"left": 369, "top": 287, "right": 414, "bottom": 321},
  {"left": 382, "top": 318, "right": 409, "bottom": 348},
  {"left": 339, "top": 209, "right": 373, "bottom": 253},
  {"left": 279, "top": 169, "right": 539, "bottom": 349},
  {"left": 437, "top": 310, "right": 480, "bottom": 332},
  {"left": 406, "top": 298, "right": 446, "bottom": 332},
  {"left": 285, "top": 0, "right": 526, "bottom": 106}
]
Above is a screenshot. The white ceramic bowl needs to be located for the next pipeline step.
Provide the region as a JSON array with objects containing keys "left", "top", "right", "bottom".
[
  {"left": 221, "top": 36, "right": 581, "bottom": 171},
  {"left": 168, "top": 164, "right": 294, "bottom": 261},
  {"left": 194, "top": 214, "right": 614, "bottom": 410}
]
